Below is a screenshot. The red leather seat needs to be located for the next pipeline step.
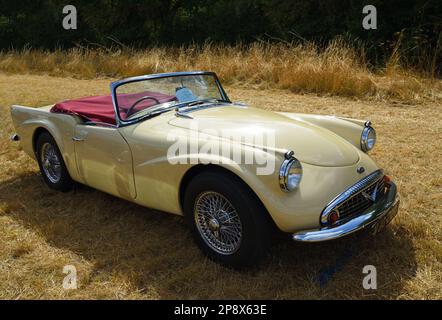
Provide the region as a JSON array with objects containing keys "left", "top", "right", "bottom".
[{"left": 51, "top": 92, "right": 176, "bottom": 125}]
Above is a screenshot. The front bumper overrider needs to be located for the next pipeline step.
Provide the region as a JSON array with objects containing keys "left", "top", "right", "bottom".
[{"left": 293, "top": 181, "right": 399, "bottom": 242}]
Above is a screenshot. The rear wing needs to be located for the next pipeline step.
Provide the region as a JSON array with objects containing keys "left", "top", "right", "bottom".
[{"left": 10, "top": 104, "right": 79, "bottom": 160}]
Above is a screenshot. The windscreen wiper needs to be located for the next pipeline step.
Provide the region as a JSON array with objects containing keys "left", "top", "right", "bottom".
[
  {"left": 173, "top": 99, "right": 230, "bottom": 115},
  {"left": 186, "top": 98, "right": 219, "bottom": 107},
  {"left": 130, "top": 106, "right": 175, "bottom": 123}
]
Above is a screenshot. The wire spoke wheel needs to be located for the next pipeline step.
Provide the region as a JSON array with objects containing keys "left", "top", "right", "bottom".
[
  {"left": 40, "top": 142, "right": 62, "bottom": 184},
  {"left": 194, "top": 191, "right": 243, "bottom": 255}
]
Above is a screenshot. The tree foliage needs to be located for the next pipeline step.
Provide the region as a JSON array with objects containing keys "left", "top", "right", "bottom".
[{"left": 0, "top": 0, "right": 440, "bottom": 72}]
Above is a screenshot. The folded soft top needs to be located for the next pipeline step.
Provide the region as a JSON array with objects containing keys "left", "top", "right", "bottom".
[{"left": 51, "top": 92, "right": 176, "bottom": 125}]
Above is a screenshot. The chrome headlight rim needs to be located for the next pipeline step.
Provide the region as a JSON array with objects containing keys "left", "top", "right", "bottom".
[
  {"left": 361, "top": 123, "right": 376, "bottom": 152},
  {"left": 279, "top": 152, "right": 303, "bottom": 192}
]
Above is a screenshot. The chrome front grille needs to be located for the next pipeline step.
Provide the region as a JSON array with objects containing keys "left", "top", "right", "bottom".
[
  {"left": 321, "top": 170, "right": 387, "bottom": 226},
  {"left": 336, "top": 178, "right": 386, "bottom": 220}
]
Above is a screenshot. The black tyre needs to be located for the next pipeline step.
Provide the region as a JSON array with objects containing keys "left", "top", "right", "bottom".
[
  {"left": 183, "top": 171, "right": 271, "bottom": 268},
  {"left": 36, "top": 132, "right": 74, "bottom": 192}
]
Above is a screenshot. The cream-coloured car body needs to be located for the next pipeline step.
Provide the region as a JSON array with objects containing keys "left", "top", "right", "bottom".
[{"left": 10, "top": 100, "right": 378, "bottom": 233}]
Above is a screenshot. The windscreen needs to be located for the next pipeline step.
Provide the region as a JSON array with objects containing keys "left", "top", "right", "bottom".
[{"left": 115, "top": 74, "right": 224, "bottom": 121}]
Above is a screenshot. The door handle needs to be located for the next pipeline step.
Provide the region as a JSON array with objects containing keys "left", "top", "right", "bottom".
[{"left": 72, "top": 137, "right": 85, "bottom": 142}]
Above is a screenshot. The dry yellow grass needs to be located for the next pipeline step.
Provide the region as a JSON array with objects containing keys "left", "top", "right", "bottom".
[
  {"left": 0, "top": 73, "right": 441, "bottom": 299},
  {"left": 0, "top": 42, "right": 441, "bottom": 102}
]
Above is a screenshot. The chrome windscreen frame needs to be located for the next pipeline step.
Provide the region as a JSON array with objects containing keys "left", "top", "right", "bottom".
[{"left": 110, "top": 71, "right": 231, "bottom": 127}]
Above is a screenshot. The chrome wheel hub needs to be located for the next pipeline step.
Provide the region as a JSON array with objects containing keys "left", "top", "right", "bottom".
[
  {"left": 194, "top": 191, "right": 242, "bottom": 255},
  {"left": 40, "top": 142, "right": 61, "bottom": 184},
  {"left": 208, "top": 218, "right": 220, "bottom": 232}
]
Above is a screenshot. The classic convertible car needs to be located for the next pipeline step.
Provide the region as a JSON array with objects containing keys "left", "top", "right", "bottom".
[{"left": 10, "top": 71, "right": 399, "bottom": 268}]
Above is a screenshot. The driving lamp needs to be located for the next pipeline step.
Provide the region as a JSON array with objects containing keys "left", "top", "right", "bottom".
[
  {"left": 361, "top": 122, "right": 376, "bottom": 152},
  {"left": 279, "top": 151, "right": 303, "bottom": 192}
]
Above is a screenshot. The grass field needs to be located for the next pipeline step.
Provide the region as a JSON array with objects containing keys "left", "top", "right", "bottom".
[
  {"left": 0, "top": 73, "right": 441, "bottom": 299},
  {"left": 1, "top": 43, "right": 441, "bottom": 102}
]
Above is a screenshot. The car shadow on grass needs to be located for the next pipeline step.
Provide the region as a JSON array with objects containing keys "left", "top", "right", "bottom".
[{"left": 0, "top": 173, "right": 417, "bottom": 299}]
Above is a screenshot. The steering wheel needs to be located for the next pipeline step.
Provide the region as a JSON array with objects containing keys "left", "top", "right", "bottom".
[{"left": 125, "top": 96, "right": 160, "bottom": 117}]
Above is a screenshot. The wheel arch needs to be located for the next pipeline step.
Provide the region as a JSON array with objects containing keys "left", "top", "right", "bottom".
[
  {"left": 178, "top": 164, "right": 279, "bottom": 231},
  {"left": 32, "top": 127, "right": 51, "bottom": 154},
  {"left": 31, "top": 125, "right": 80, "bottom": 183}
]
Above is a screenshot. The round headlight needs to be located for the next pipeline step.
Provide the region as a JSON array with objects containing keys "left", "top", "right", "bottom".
[
  {"left": 279, "top": 155, "right": 303, "bottom": 192},
  {"left": 361, "top": 126, "right": 376, "bottom": 152}
]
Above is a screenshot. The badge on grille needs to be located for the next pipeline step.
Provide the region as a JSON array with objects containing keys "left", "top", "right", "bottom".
[{"left": 362, "top": 183, "right": 378, "bottom": 202}]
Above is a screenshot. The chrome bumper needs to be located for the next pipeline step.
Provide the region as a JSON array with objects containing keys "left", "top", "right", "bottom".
[{"left": 293, "top": 182, "right": 399, "bottom": 242}]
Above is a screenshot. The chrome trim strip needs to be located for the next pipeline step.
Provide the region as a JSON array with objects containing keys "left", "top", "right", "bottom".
[
  {"left": 82, "top": 121, "right": 118, "bottom": 128},
  {"left": 293, "top": 181, "right": 399, "bottom": 242},
  {"left": 320, "top": 169, "right": 384, "bottom": 225}
]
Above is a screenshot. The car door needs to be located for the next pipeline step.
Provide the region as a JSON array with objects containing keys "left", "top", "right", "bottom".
[{"left": 73, "top": 123, "right": 136, "bottom": 200}]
